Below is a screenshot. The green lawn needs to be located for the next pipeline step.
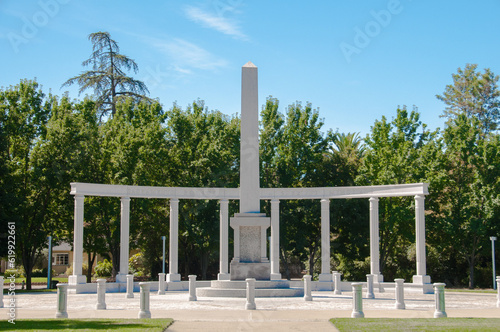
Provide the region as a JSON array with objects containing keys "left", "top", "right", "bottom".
[
  {"left": 330, "top": 318, "right": 500, "bottom": 331},
  {"left": 0, "top": 319, "right": 173, "bottom": 331},
  {"left": 3, "top": 277, "right": 68, "bottom": 284}
]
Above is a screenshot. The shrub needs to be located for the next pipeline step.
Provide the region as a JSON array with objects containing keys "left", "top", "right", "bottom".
[
  {"left": 64, "top": 263, "right": 89, "bottom": 277},
  {"left": 4, "top": 269, "right": 22, "bottom": 278},
  {"left": 94, "top": 259, "right": 113, "bottom": 277},
  {"left": 129, "top": 253, "right": 147, "bottom": 277}
]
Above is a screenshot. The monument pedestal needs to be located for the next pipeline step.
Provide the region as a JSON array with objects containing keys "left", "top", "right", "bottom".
[{"left": 230, "top": 213, "right": 270, "bottom": 280}]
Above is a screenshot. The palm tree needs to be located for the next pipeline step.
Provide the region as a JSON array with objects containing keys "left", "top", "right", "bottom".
[{"left": 62, "top": 31, "right": 150, "bottom": 120}]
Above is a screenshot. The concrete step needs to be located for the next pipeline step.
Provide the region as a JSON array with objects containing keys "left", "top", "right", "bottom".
[
  {"left": 196, "top": 287, "right": 304, "bottom": 298},
  {"left": 209, "top": 280, "right": 291, "bottom": 289}
]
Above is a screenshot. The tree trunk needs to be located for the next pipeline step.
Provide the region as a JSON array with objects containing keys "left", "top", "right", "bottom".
[
  {"left": 87, "top": 251, "right": 96, "bottom": 283},
  {"left": 280, "top": 248, "right": 290, "bottom": 280}
]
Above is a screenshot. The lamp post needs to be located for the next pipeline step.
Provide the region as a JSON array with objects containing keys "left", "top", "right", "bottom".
[
  {"left": 491, "top": 236, "right": 497, "bottom": 290},
  {"left": 47, "top": 236, "right": 52, "bottom": 289},
  {"left": 161, "top": 236, "right": 166, "bottom": 275}
]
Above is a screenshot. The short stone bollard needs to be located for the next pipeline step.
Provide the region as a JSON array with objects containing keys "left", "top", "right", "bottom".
[
  {"left": 351, "top": 283, "right": 364, "bottom": 318},
  {"left": 188, "top": 275, "right": 197, "bottom": 301},
  {"left": 96, "top": 279, "right": 107, "bottom": 310},
  {"left": 0, "top": 276, "right": 4, "bottom": 308},
  {"left": 394, "top": 279, "right": 405, "bottom": 309},
  {"left": 366, "top": 274, "right": 375, "bottom": 299},
  {"left": 433, "top": 283, "right": 447, "bottom": 318},
  {"left": 126, "top": 274, "right": 134, "bottom": 298},
  {"left": 496, "top": 277, "right": 500, "bottom": 308},
  {"left": 303, "top": 275, "right": 312, "bottom": 301},
  {"left": 138, "top": 282, "right": 151, "bottom": 319},
  {"left": 333, "top": 271, "right": 342, "bottom": 295},
  {"left": 245, "top": 278, "right": 256, "bottom": 310},
  {"left": 158, "top": 273, "right": 166, "bottom": 295},
  {"left": 55, "top": 283, "right": 69, "bottom": 318}
]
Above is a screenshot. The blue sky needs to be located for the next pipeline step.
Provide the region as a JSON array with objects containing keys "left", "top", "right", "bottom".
[{"left": 1, "top": 0, "right": 499, "bottom": 136}]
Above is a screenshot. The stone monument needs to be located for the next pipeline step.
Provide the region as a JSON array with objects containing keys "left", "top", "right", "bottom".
[{"left": 229, "top": 62, "right": 271, "bottom": 280}]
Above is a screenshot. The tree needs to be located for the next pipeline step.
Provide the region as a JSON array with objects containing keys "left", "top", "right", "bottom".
[
  {"left": 358, "top": 107, "right": 441, "bottom": 280},
  {"left": 436, "top": 64, "right": 500, "bottom": 133},
  {"left": 62, "top": 32, "right": 150, "bottom": 121}
]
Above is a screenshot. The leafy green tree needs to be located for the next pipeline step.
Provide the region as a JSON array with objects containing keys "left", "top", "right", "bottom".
[
  {"left": 358, "top": 106, "right": 441, "bottom": 281},
  {"left": 62, "top": 32, "right": 150, "bottom": 120},
  {"left": 436, "top": 64, "right": 500, "bottom": 133}
]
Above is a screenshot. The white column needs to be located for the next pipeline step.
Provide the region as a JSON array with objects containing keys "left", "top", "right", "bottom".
[
  {"left": 188, "top": 275, "right": 197, "bottom": 301},
  {"left": 395, "top": 278, "right": 405, "bottom": 309},
  {"left": 126, "top": 274, "right": 134, "bottom": 298},
  {"left": 158, "top": 273, "right": 166, "bottom": 295},
  {"left": 270, "top": 199, "right": 281, "bottom": 280},
  {"left": 167, "top": 198, "right": 180, "bottom": 282},
  {"left": 95, "top": 279, "right": 107, "bottom": 310},
  {"left": 366, "top": 274, "right": 375, "bottom": 299},
  {"left": 369, "top": 197, "right": 383, "bottom": 283},
  {"left": 245, "top": 278, "right": 256, "bottom": 310},
  {"left": 138, "top": 282, "right": 151, "bottom": 318},
  {"left": 55, "top": 283, "right": 69, "bottom": 318},
  {"left": 69, "top": 194, "right": 85, "bottom": 285},
  {"left": 117, "top": 196, "right": 130, "bottom": 283},
  {"left": 413, "top": 195, "right": 430, "bottom": 284},
  {"left": 319, "top": 198, "right": 332, "bottom": 282},
  {"left": 351, "top": 283, "right": 364, "bottom": 318},
  {"left": 0, "top": 276, "right": 3, "bottom": 308},
  {"left": 303, "top": 275, "right": 312, "bottom": 301},
  {"left": 218, "top": 199, "right": 230, "bottom": 280},
  {"left": 433, "top": 283, "right": 447, "bottom": 318}
]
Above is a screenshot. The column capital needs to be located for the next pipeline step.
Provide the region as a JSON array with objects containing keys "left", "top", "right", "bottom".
[
  {"left": 321, "top": 198, "right": 329, "bottom": 203},
  {"left": 271, "top": 198, "right": 280, "bottom": 205},
  {"left": 414, "top": 194, "right": 425, "bottom": 200},
  {"left": 120, "top": 196, "right": 130, "bottom": 202},
  {"left": 369, "top": 197, "right": 379, "bottom": 202},
  {"left": 170, "top": 198, "right": 179, "bottom": 204},
  {"left": 74, "top": 194, "right": 85, "bottom": 200}
]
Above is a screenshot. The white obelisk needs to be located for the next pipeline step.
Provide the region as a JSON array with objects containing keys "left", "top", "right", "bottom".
[
  {"left": 230, "top": 62, "right": 271, "bottom": 280},
  {"left": 240, "top": 62, "right": 260, "bottom": 214}
]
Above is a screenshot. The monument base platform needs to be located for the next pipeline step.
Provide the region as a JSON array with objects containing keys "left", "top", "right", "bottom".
[
  {"left": 196, "top": 280, "right": 304, "bottom": 298},
  {"left": 230, "top": 261, "right": 270, "bottom": 280}
]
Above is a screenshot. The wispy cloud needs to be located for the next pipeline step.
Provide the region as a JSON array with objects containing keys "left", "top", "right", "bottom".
[
  {"left": 151, "top": 37, "right": 228, "bottom": 72},
  {"left": 184, "top": 5, "right": 248, "bottom": 40}
]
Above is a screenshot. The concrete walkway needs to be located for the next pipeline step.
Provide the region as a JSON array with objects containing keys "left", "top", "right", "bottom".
[{"left": 1, "top": 290, "right": 499, "bottom": 331}]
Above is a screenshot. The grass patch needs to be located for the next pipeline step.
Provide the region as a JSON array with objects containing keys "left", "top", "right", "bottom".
[
  {"left": 330, "top": 318, "right": 500, "bottom": 331},
  {"left": 0, "top": 318, "right": 173, "bottom": 331},
  {"left": 11, "top": 288, "right": 57, "bottom": 294},
  {"left": 3, "top": 277, "right": 69, "bottom": 284}
]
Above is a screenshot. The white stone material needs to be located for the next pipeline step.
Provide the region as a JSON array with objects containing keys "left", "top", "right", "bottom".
[
  {"left": 351, "top": 283, "right": 364, "bottom": 318},
  {"left": 95, "top": 279, "right": 107, "bottom": 310},
  {"left": 496, "top": 277, "right": 499, "bottom": 308},
  {"left": 69, "top": 195, "right": 85, "bottom": 285},
  {"left": 413, "top": 195, "right": 430, "bottom": 284},
  {"left": 270, "top": 199, "right": 281, "bottom": 280},
  {"left": 138, "top": 282, "right": 151, "bottom": 318},
  {"left": 245, "top": 278, "right": 256, "bottom": 310},
  {"left": 218, "top": 199, "right": 230, "bottom": 280},
  {"left": 55, "top": 283, "right": 68, "bottom": 318},
  {"left": 333, "top": 271, "right": 342, "bottom": 295},
  {"left": 369, "top": 197, "right": 383, "bottom": 283},
  {"left": 240, "top": 62, "right": 260, "bottom": 214},
  {"left": 304, "top": 275, "right": 312, "bottom": 301},
  {"left": 366, "top": 274, "right": 375, "bottom": 299},
  {"left": 394, "top": 278, "right": 405, "bottom": 309},
  {"left": 116, "top": 197, "right": 130, "bottom": 283},
  {"left": 0, "top": 276, "right": 3, "bottom": 308},
  {"left": 126, "top": 274, "right": 134, "bottom": 298},
  {"left": 158, "top": 273, "right": 165, "bottom": 295},
  {"left": 168, "top": 198, "right": 181, "bottom": 282},
  {"left": 433, "top": 283, "right": 447, "bottom": 318},
  {"left": 189, "top": 275, "right": 197, "bottom": 301},
  {"left": 319, "top": 199, "right": 332, "bottom": 282}
]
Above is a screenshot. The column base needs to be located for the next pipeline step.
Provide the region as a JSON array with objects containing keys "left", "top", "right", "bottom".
[
  {"left": 270, "top": 273, "right": 282, "bottom": 280},
  {"left": 167, "top": 273, "right": 181, "bottom": 282},
  {"left": 68, "top": 274, "right": 86, "bottom": 285},
  {"left": 412, "top": 275, "right": 431, "bottom": 284},
  {"left": 373, "top": 274, "right": 384, "bottom": 283},
  {"left": 318, "top": 273, "right": 332, "bottom": 282},
  {"left": 217, "top": 273, "right": 230, "bottom": 280},
  {"left": 115, "top": 274, "right": 127, "bottom": 283}
]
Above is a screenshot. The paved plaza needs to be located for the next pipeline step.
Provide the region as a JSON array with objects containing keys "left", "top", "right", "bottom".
[{"left": 2, "top": 289, "right": 499, "bottom": 331}]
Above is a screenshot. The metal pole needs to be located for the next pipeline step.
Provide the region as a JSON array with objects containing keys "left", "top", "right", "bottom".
[
  {"left": 161, "top": 236, "right": 166, "bottom": 275},
  {"left": 47, "top": 236, "right": 52, "bottom": 289},
  {"left": 491, "top": 236, "right": 497, "bottom": 290}
]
